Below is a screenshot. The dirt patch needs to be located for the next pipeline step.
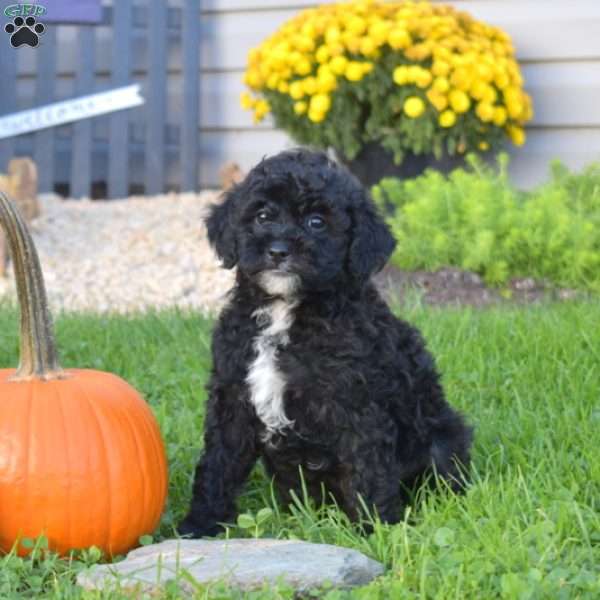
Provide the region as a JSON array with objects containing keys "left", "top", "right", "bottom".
[{"left": 374, "top": 265, "right": 584, "bottom": 307}]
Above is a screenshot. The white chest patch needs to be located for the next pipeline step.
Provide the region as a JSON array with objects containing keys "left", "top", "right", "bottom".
[{"left": 246, "top": 299, "right": 297, "bottom": 436}]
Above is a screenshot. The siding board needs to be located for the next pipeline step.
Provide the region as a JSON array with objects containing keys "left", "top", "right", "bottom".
[{"left": 14, "top": 1, "right": 600, "bottom": 77}]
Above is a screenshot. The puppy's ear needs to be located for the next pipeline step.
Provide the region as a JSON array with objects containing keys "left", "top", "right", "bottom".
[
  {"left": 348, "top": 191, "right": 396, "bottom": 283},
  {"left": 206, "top": 191, "right": 238, "bottom": 269}
]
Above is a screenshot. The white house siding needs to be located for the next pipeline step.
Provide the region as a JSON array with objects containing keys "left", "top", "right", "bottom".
[
  {"left": 199, "top": 0, "right": 600, "bottom": 188},
  {"left": 10, "top": 0, "right": 600, "bottom": 189}
]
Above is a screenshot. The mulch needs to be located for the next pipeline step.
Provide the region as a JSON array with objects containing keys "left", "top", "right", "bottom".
[{"left": 374, "top": 265, "right": 584, "bottom": 307}]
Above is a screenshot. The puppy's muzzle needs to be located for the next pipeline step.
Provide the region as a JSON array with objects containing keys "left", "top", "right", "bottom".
[{"left": 267, "top": 241, "right": 291, "bottom": 267}]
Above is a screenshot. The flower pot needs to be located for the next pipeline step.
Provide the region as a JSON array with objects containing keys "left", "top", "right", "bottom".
[{"left": 337, "top": 143, "right": 465, "bottom": 189}]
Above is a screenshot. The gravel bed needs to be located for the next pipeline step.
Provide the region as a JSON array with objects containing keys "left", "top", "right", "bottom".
[
  {"left": 0, "top": 192, "right": 583, "bottom": 315},
  {"left": 0, "top": 192, "right": 235, "bottom": 314}
]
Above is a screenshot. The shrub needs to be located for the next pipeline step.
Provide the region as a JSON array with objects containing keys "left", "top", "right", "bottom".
[
  {"left": 372, "top": 155, "right": 600, "bottom": 290},
  {"left": 241, "top": 0, "right": 533, "bottom": 164}
]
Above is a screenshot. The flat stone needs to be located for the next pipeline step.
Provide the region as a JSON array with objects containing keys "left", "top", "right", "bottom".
[{"left": 76, "top": 538, "right": 385, "bottom": 594}]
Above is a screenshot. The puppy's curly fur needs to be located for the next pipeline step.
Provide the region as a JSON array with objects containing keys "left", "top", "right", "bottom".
[{"left": 179, "top": 149, "right": 472, "bottom": 537}]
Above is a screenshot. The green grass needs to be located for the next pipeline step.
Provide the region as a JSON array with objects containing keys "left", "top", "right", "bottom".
[{"left": 0, "top": 300, "right": 599, "bottom": 599}]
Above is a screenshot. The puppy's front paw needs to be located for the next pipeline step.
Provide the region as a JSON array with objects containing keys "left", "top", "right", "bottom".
[{"left": 177, "top": 515, "right": 223, "bottom": 539}]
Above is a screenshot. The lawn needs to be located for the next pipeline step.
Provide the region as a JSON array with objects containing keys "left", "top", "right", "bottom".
[{"left": 0, "top": 300, "right": 598, "bottom": 599}]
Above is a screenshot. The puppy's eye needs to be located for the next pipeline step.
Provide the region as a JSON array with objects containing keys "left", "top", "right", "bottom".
[
  {"left": 255, "top": 209, "right": 272, "bottom": 225},
  {"left": 306, "top": 214, "right": 326, "bottom": 231}
]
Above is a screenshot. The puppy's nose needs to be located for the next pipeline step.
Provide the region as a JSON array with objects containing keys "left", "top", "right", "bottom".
[{"left": 268, "top": 241, "right": 290, "bottom": 263}]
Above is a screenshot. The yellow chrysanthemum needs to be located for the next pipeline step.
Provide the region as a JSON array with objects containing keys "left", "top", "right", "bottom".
[
  {"left": 242, "top": 0, "right": 531, "bottom": 152},
  {"left": 415, "top": 69, "right": 433, "bottom": 89},
  {"left": 404, "top": 96, "right": 426, "bottom": 118},
  {"left": 426, "top": 89, "right": 448, "bottom": 112},
  {"left": 393, "top": 66, "right": 409, "bottom": 86},
  {"left": 388, "top": 27, "right": 411, "bottom": 49},
  {"left": 475, "top": 102, "right": 494, "bottom": 122},
  {"left": 432, "top": 60, "right": 451, "bottom": 77},
  {"left": 310, "top": 93, "right": 332, "bottom": 114},
  {"left": 301, "top": 77, "right": 318, "bottom": 96},
  {"left": 493, "top": 106, "right": 508, "bottom": 127},
  {"left": 253, "top": 99, "right": 270, "bottom": 122},
  {"left": 294, "top": 101, "right": 308, "bottom": 115},
  {"left": 449, "top": 89, "right": 471, "bottom": 113},
  {"left": 433, "top": 77, "right": 450, "bottom": 93},
  {"left": 345, "top": 61, "right": 367, "bottom": 82},
  {"left": 315, "top": 45, "right": 330, "bottom": 64},
  {"left": 289, "top": 81, "right": 305, "bottom": 100},
  {"left": 330, "top": 55, "right": 349, "bottom": 75},
  {"left": 359, "top": 37, "right": 377, "bottom": 56},
  {"left": 507, "top": 125, "right": 526, "bottom": 146},
  {"left": 439, "top": 109, "right": 457, "bottom": 128},
  {"left": 295, "top": 57, "right": 312, "bottom": 76},
  {"left": 240, "top": 92, "right": 255, "bottom": 110},
  {"left": 308, "top": 108, "right": 326, "bottom": 123}
]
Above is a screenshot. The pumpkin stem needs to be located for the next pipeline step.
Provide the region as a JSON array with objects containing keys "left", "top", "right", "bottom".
[{"left": 0, "top": 192, "right": 65, "bottom": 381}]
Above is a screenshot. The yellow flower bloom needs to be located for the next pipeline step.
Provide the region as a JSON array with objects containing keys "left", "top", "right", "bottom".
[
  {"left": 507, "top": 125, "right": 526, "bottom": 146},
  {"left": 253, "top": 99, "right": 270, "bottom": 122},
  {"left": 432, "top": 60, "right": 451, "bottom": 77},
  {"left": 317, "top": 69, "right": 337, "bottom": 93},
  {"left": 439, "top": 109, "right": 457, "bottom": 127},
  {"left": 330, "top": 55, "right": 349, "bottom": 75},
  {"left": 345, "top": 61, "right": 366, "bottom": 82},
  {"left": 369, "top": 20, "right": 391, "bottom": 45},
  {"left": 404, "top": 96, "right": 426, "bottom": 118},
  {"left": 415, "top": 69, "right": 433, "bottom": 89},
  {"left": 359, "top": 37, "right": 377, "bottom": 56},
  {"left": 315, "top": 45, "right": 331, "bottom": 64},
  {"left": 240, "top": 91, "right": 255, "bottom": 110},
  {"left": 470, "top": 80, "right": 488, "bottom": 101},
  {"left": 433, "top": 77, "right": 450, "bottom": 93},
  {"left": 493, "top": 106, "right": 508, "bottom": 127},
  {"left": 325, "top": 25, "right": 342, "bottom": 45},
  {"left": 449, "top": 89, "right": 471, "bottom": 113},
  {"left": 295, "top": 57, "right": 312, "bottom": 76},
  {"left": 347, "top": 16, "right": 367, "bottom": 35},
  {"left": 266, "top": 73, "right": 280, "bottom": 90},
  {"left": 388, "top": 27, "right": 411, "bottom": 49},
  {"left": 294, "top": 101, "right": 308, "bottom": 115},
  {"left": 343, "top": 33, "right": 361, "bottom": 53},
  {"left": 392, "top": 65, "right": 409, "bottom": 85},
  {"left": 308, "top": 108, "right": 326, "bottom": 123},
  {"left": 289, "top": 81, "right": 305, "bottom": 100},
  {"left": 294, "top": 35, "right": 315, "bottom": 53},
  {"left": 450, "top": 67, "right": 472, "bottom": 92},
  {"left": 310, "top": 93, "right": 332, "bottom": 114},
  {"left": 242, "top": 0, "right": 532, "bottom": 143},
  {"left": 302, "top": 77, "right": 318, "bottom": 95},
  {"left": 475, "top": 102, "right": 494, "bottom": 122},
  {"left": 495, "top": 70, "right": 510, "bottom": 89},
  {"left": 426, "top": 89, "right": 448, "bottom": 112},
  {"left": 327, "top": 42, "right": 345, "bottom": 57}
]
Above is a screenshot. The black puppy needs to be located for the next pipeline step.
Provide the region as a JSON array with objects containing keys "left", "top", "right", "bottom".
[{"left": 179, "top": 149, "right": 472, "bottom": 537}]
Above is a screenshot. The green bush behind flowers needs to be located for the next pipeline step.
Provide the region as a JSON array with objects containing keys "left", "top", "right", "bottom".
[{"left": 372, "top": 154, "right": 600, "bottom": 290}]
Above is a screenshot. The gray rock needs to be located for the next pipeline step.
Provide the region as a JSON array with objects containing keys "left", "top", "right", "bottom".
[{"left": 77, "top": 538, "right": 385, "bottom": 594}]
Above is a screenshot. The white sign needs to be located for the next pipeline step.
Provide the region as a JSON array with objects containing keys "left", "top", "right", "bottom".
[{"left": 0, "top": 84, "right": 144, "bottom": 140}]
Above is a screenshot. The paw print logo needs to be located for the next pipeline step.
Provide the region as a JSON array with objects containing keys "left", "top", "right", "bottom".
[{"left": 5, "top": 16, "right": 45, "bottom": 48}]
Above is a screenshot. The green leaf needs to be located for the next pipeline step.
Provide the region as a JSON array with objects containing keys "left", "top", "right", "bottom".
[
  {"left": 256, "top": 507, "right": 274, "bottom": 525},
  {"left": 237, "top": 513, "right": 256, "bottom": 529},
  {"left": 433, "top": 527, "right": 455, "bottom": 548}
]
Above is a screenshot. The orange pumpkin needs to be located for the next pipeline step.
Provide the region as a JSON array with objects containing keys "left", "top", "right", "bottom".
[{"left": 0, "top": 192, "right": 168, "bottom": 556}]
